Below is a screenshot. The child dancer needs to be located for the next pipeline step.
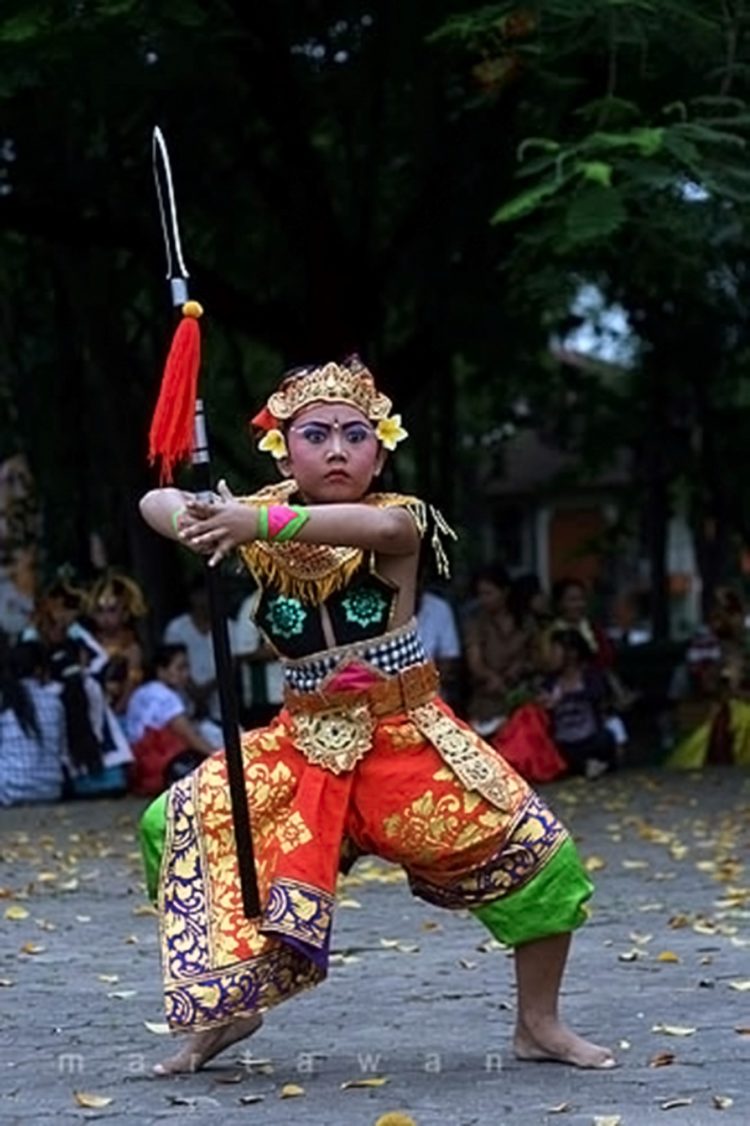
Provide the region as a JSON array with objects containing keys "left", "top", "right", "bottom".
[{"left": 139, "top": 357, "right": 614, "bottom": 1075}]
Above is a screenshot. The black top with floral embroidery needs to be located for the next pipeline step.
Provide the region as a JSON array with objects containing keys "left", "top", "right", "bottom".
[{"left": 254, "top": 565, "right": 397, "bottom": 659}]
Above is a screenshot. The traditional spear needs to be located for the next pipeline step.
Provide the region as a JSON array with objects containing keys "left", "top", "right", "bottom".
[{"left": 147, "top": 126, "right": 260, "bottom": 918}]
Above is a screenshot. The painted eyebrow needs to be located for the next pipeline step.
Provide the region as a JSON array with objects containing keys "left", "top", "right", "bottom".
[{"left": 296, "top": 419, "right": 371, "bottom": 429}]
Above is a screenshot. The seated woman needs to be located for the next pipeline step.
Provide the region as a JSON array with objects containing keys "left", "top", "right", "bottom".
[
  {"left": 669, "top": 586, "right": 750, "bottom": 768},
  {"left": 464, "top": 564, "right": 535, "bottom": 735},
  {"left": 0, "top": 635, "right": 67, "bottom": 807},
  {"left": 47, "top": 640, "right": 131, "bottom": 797},
  {"left": 124, "top": 643, "right": 215, "bottom": 797},
  {"left": 465, "top": 566, "right": 566, "bottom": 782},
  {"left": 87, "top": 573, "right": 148, "bottom": 713},
  {"left": 541, "top": 629, "right": 618, "bottom": 780},
  {"left": 24, "top": 579, "right": 109, "bottom": 674}
]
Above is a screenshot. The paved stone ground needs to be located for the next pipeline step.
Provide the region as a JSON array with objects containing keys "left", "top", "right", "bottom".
[{"left": 2, "top": 769, "right": 750, "bottom": 1126}]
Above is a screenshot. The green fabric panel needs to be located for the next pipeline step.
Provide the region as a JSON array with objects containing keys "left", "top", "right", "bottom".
[
  {"left": 471, "top": 838, "right": 593, "bottom": 947},
  {"left": 139, "top": 791, "right": 169, "bottom": 903}
]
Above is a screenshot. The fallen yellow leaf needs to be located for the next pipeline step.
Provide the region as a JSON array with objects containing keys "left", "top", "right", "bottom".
[
  {"left": 660, "top": 1097, "right": 692, "bottom": 1110},
  {"left": 279, "top": 1083, "right": 305, "bottom": 1098},
  {"left": 374, "top": 1114, "right": 417, "bottom": 1126},
  {"left": 340, "top": 1076, "right": 389, "bottom": 1089},
  {"left": 547, "top": 1103, "right": 571, "bottom": 1114},
  {"left": 337, "top": 897, "right": 362, "bottom": 909},
  {"left": 20, "top": 942, "right": 45, "bottom": 955},
  {"left": 621, "top": 859, "right": 649, "bottom": 869},
  {"left": 652, "top": 1024, "right": 696, "bottom": 1037},
  {"left": 132, "top": 904, "right": 158, "bottom": 917},
  {"left": 107, "top": 989, "right": 137, "bottom": 999},
  {"left": 649, "top": 1050, "right": 675, "bottom": 1067},
  {"left": 656, "top": 951, "right": 680, "bottom": 963},
  {"left": 4, "top": 905, "right": 29, "bottom": 921},
  {"left": 73, "top": 1091, "right": 113, "bottom": 1108},
  {"left": 728, "top": 980, "right": 750, "bottom": 991},
  {"left": 713, "top": 1095, "right": 734, "bottom": 1110},
  {"left": 144, "top": 1020, "right": 171, "bottom": 1035},
  {"left": 97, "top": 974, "right": 119, "bottom": 984},
  {"left": 585, "top": 856, "right": 606, "bottom": 872},
  {"left": 593, "top": 1117, "right": 621, "bottom": 1126}
]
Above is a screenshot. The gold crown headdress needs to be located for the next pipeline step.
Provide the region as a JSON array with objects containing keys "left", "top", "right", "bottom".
[{"left": 251, "top": 357, "right": 408, "bottom": 458}]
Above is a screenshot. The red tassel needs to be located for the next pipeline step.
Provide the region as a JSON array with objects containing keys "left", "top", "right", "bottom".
[{"left": 148, "top": 304, "right": 202, "bottom": 483}]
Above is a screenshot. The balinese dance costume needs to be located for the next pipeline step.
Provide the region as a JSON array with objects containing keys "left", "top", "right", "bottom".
[{"left": 140, "top": 361, "right": 593, "bottom": 1033}]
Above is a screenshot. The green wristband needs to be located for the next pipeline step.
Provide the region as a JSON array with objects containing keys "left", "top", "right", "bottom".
[{"left": 171, "top": 506, "right": 187, "bottom": 534}]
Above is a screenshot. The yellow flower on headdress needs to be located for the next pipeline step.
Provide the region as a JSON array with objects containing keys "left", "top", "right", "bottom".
[
  {"left": 258, "top": 428, "right": 288, "bottom": 459},
  {"left": 376, "top": 414, "right": 408, "bottom": 451}
]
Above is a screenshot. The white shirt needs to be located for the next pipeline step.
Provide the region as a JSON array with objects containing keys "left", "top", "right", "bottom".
[
  {"left": 417, "top": 591, "right": 461, "bottom": 662},
  {"left": 163, "top": 613, "right": 237, "bottom": 720},
  {"left": 125, "top": 681, "right": 184, "bottom": 744},
  {"left": 234, "top": 596, "right": 284, "bottom": 706}
]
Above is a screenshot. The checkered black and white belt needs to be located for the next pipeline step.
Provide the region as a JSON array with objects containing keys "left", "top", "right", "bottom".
[{"left": 281, "top": 619, "right": 427, "bottom": 694}]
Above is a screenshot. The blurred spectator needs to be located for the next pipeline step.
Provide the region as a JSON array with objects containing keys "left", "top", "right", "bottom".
[
  {"left": 125, "top": 643, "right": 214, "bottom": 797},
  {"left": 417, "top": 584, "right": 462, "bottom": 710},
  {"left": 163, "top": 576, "right": 232, "bottom": 724},
  {"left": 509, "top": 572, "right": 552, "bottom": 678},
  {"left": 24, "top": 579, "right": 108, "bottom": 673},
  {"left": 541, "top": 628, "right": 618, "bottom": 780},
  {"left": 549, "top": 577, "right": 634, "bottom": 746},
  {"left": 88, "top": 573, "right": 147, "bottom": 709},
  {"left": 549, "top": 578, "right": 615, "bottom": 670},
  {"left": 234, "top": 594, "right": 283, "bottom": 729},
  {"left": 464, "top": 564, "right": 535, "bottom": 736},
  {"left": 668, "top": 586, "right": 750, "bottom": 768},
  {"left": 509, "top": 572, "right": 552, "bottom": 635},
  {"left": 47, "top": 639, "right": 130, "bottom": 797},
  {"left": 0, "top": 634, "right": 66, "bottom": 806}
]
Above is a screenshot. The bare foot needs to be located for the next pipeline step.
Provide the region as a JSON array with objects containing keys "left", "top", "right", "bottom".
[
  {"left": 514, "top": 1017, "right": 615, "bottom": 1069},
  {"left": 153, "top": 1013, "right": 263, "bottom": 1075}
]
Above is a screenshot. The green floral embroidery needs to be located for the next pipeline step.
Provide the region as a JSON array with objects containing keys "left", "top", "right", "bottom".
[
  {"left": 266, "top": 595, "right": 306, "bottom": 639},
  {"left": 341, "top": 587, "right": 387, "bottom": 629}
]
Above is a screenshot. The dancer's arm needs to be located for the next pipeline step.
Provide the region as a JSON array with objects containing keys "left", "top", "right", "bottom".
[
  {"left": 141, "top": 483, "right": 420, "bottom": 564},
  {"left": 139, "top": 487, "right": 199, "bottom": 542}
]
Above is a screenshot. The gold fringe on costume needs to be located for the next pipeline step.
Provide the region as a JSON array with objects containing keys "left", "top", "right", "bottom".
[{"left": 237, "top": 480, "right": 457, "bottom": 602}]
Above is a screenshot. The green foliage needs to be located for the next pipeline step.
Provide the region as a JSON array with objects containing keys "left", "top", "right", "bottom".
[{"left": 433, "top": 0, "right": 750, "bottom": 618}]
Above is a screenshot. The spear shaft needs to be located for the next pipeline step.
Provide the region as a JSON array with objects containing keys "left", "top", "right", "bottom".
[{"left": 151, "top": 127, "right": 260, "bottom": 918}]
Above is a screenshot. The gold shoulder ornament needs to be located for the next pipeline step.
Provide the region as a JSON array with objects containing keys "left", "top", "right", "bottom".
[{"left": 236, "top": 482, "right": 457, "bottom": 603}]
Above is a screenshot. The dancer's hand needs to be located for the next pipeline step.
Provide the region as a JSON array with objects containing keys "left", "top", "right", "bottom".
[{"left": 180, "top": 481, "right": 254, "bottom": 566}]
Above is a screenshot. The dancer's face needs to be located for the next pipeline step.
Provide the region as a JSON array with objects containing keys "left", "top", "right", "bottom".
[{"left": 282, "top": 402, "right": 386, "bottom": 503}]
